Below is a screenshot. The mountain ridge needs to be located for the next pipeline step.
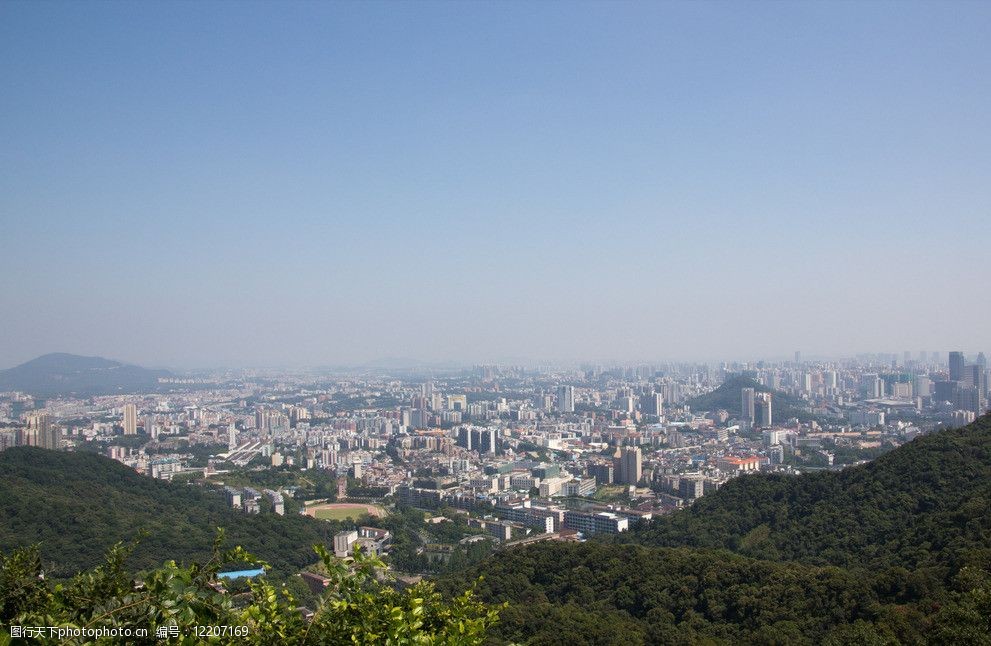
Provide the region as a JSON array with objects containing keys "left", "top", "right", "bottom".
[{"left": 0, "top": 353, "right": 171, "bottom": 396}]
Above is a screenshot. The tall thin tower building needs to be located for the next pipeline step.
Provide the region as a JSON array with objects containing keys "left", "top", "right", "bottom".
[
  {"left": 741, "top": 388, "right": 756, "bottom": 422},
  {"left": 123, "top": 404, "right": 137, "bottom": 436}
]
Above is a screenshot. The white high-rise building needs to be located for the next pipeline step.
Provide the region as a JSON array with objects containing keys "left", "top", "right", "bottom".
[{"left": 123, "top": 404, "right": 137, "bottom": 436}]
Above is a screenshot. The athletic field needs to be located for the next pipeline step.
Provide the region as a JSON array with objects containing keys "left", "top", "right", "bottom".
[{"left": 305, "top": 502, "right": 386, "bottom": 521}]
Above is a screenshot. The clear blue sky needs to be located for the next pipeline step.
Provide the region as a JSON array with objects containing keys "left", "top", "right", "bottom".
[{"left": 1, "top": 1, "right": 989, "bottom": 368}]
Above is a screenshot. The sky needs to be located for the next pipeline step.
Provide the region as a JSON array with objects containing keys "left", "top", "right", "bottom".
[{"left": 1, "top": 1, "right": 989, "bottom": 369}]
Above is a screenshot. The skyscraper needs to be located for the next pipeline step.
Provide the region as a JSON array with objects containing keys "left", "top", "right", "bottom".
[
  {"left": 949, "top": 351, "right": 965, "bottom": 382},
  {"left": 557, "top": 385, "right": 575, "bottom": 413},
  {"left": 123, "top": 404, "right": 137, "bottom": 436},
  {"left": 741, "top": 387, "right": 755, "bottom": 422},
  {"left": 640, "top": 391, "right": 663, "bottom": 417},
  {"left": 755, "top": 393, "right": 772, "bottom": 427}
]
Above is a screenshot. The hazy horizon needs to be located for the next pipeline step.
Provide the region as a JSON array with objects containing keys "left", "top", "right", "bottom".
[{"left": 2, "top": 1, "right": 989, "bottom": 369}]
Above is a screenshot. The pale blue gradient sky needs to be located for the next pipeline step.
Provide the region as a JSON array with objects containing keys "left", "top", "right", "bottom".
[{"left": 1, "top": 1, "right": 989, "bottom": 368}]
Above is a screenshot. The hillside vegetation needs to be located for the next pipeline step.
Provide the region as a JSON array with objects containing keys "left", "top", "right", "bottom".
[
  {"left": 0, "top": 447, "right": 338, "bottom": 576},
  {"left": 627, "top": 413, "right": 991, "bottom": 577}
]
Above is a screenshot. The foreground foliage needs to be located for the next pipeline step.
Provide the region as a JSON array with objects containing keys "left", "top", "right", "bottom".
[{"left": 0, "top": 536, "right": 498, "bottom": 645}]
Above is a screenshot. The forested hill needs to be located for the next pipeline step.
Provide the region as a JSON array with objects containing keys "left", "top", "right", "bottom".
[
  {"left": 625, "top": 413, "right": 991, "bottom": 576},
  {"left": 689, "top": 375, "right": 813, "bottom": 421},
  {"left": 447, "top": 415, "right": 991, "bottom": 644},
  {"left": 0, "top": 447, "right": 336, "bottom": 577}
]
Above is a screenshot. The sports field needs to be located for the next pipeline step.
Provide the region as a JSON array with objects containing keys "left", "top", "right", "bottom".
[{"left": 305, "top": 502, "right": 386, "bottom": 521}]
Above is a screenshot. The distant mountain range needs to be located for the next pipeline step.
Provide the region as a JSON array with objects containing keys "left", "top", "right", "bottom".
[{"left": 0, "top": 353, "right": 171, "bottom": 396}]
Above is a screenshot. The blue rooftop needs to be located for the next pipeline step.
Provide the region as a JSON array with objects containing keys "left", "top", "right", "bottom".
[{"left": 217, "top": 568, "right": 265, "bottom": 580}]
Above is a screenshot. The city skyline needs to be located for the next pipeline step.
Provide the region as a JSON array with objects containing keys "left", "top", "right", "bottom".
[{"left": 2, "top": 1, "right": 990, "bottom": 368}]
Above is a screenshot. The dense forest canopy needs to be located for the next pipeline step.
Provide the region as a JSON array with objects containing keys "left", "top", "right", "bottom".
[{"left": 0, "top": 447, "right": 338, "bottom": 576}]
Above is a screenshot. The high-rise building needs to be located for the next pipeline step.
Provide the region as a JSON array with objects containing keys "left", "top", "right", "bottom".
[
  {"left": 864, "top": 375, "right": 884, "bottom": 399},
  {"left": 962, "top": 365, "right": 987, "bottom": 412},
  {"left": 255, "top": 408, "right": 270, "bottom": 433},
  {"left": 741, "top": 387, "right": 755, "bottom": 422},
  {"left": 588, "top": 463, "right": 614, "bottom": 485},
  {"left": 755, "top": 393, "right": 772, "bottom": 427},
  {"left": 949, "top": 351, "right": 965, "bottom": 382},
  {"left": 557, "top": 385, "right": 575, "bottom": 413},
  {"left": 456, "top": 426, "right": 472, "bottom": 451},
  {"left": 123, "top": 404, "right": 137, "bottom": 436},
  {"left": 640, "top": 391, "right": 663, "bottom": 417},
  {"left": 24, "top": 412, "right": 57, "bottom": 450},
  {"left": 956, "top": 386, "right": 981, "bottom": 414},
  {"left": 934, "top": 380, "right": 958, "bottom": 404},
  {"left": 615, "top": 446, "right": 642, "bottom": 485}
]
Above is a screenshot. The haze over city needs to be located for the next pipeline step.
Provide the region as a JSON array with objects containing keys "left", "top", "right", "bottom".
[{"left": 2, "top": 1, "right": 989, "bottom": 369}]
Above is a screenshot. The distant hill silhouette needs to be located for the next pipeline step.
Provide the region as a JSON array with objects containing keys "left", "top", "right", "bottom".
[
  {"left": 689, "top": 374, "right": 813, "bottom": 422},
  {"left": 0, "top": 353, "right": 171, "bottom": 396}
]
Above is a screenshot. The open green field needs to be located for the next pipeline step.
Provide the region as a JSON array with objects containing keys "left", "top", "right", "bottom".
[{"left": 593, "top": 484, "right": 628, "bottom": 502}]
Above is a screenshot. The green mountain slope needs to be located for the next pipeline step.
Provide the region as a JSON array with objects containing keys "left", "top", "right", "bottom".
[
  {"left": 447, "top": 415, "right": 991, "bottom": 644},
  {"left": 626, "top": 413, "right": 991, "bottom": 576},
  {"left": 0, "top": 447, "right": 336, "bottom": 576}
]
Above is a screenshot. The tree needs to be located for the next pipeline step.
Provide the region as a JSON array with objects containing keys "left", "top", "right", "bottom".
[{"left": 0, "top": 534, "right": 499, "bottom": 645}]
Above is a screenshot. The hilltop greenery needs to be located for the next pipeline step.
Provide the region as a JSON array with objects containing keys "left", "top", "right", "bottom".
[
  {"left": 625, "top": 413, "right": 991, "bottom": 578},
  {"left": 0, "top": 448, "right": 342, "bottom": 577},
  {"left": 443, "top": 541, "right": 990, "bottom": 645}
]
